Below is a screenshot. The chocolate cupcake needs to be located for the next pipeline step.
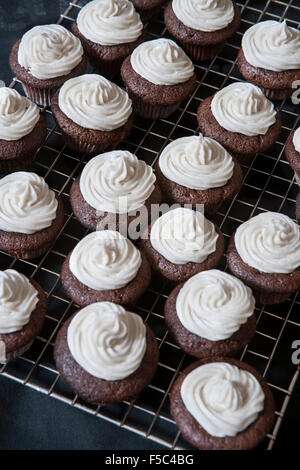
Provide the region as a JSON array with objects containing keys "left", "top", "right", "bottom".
[
  {"left": 237, "top": 21, "right": 300, "bottom": 100},
  {"left": 0, "top": 269, "right": 46, "bottom": 363},
  {"left": 197, "top": 82, "right": 281, "bottom": 163},
  {"left": 285, "top": 128, "right": 300, "bottom": 185},
  {"left": 54, "top": 301, "right": 159, "bottom": 405},
  {"left": 0, "top": 172, "right": 64, "bottom": 259},
  {"left": 0, "top": 87, "right": 46, "bottom": 173},
  {"left": 72, "top": 0, "right": 145, "bottom": 76},
  {"left": 51, "top": 74, "right": 133, "bottom": 154},
  {"left": 155, "top": 134, "right": 243, "bottom": 215},
  {"left": 140, "top": 207, "right": 224, "bottom": 283},
  {"left": 131, "top": 0, "right": 166, "bottom": 21},
  {"left": 227, "top": 212, "right": 300, "bottom": 305},
  {"left": 61, "top": 230, "right": 151, "bottom": 307},
  {"left": 70, "top": 150, "right": 162, "bottom": 233},
  {"left": 165, "top": 270, "right": 256, "bottom": 358},
  {"left": 170, "top": 357, "right": 275, "bottom": 450},
  {"left": 9, "top": 24, "right": 86, "bottom": 106},
  {"left": 121, "top": 38, "right": 196, "bottom": 119},
  {"left": 164, "top": 0, "right": 240, "bottom": 61}
]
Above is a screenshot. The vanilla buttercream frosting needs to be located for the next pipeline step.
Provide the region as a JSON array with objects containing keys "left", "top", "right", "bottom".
[
  {"left": 172, "top": 0, "right": 235, "bottom": 32},
  {"left": 67, "top": 301, "right": 146, "bottom": 380},
  {"left": 293, "top": 127, "right": 300, "bottom": 153}
]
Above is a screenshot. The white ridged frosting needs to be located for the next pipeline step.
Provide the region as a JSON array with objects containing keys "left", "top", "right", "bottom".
[
  {"left": 58, "top": 74, "right": 132, "bottom": 131},
  {"left": 0, "top": 172, "right": 58, "bottom": 235},
  {"left": 130, "top": 38, "right": 194, "bottom": 86},
  {"left": 172, "top": 0, "right": 235, "bottom": 32},
  {"left": 69, "top": 230, "right": 142, "bottom": 290},
  {"left": 150, "top": 207, "right": 218, "bottom": 265},
  {"left": 242, "top": 21, "right": 300, "bottom": 72},
  {"left": 18, "top": 24, "right": 83, "bottom": 80},
  {"left": 176, "top": 270, "right": 255, "bottom": 341},
  {"left": 0, "top": 269, "right": 39, "bottom": 334},
  {"left": 67, "top": 302, "right": 146, "bottom": 380},
  {"left": 235, "top": 212, "right": 300, "bottom": 274},
  {"left": 80, "top": 150, "right": 156, "bottom": 214},
  {"left": 181, "top": 362, "right": 264, "bottom": 437},
  {"left": 211, "top": 82, "right": 276, "bottom": 137},
  {"left": 158, "top": 134, "right": 234, "bottom": 190},
  {"left": 0, "top": 87, "right": 40, "bottom": 141},
  {"left": 77, "top": 0, "right": 143, "bottom": 46},
  {"left": 293, "top": 127, "right": 300, "bottom": 153}
]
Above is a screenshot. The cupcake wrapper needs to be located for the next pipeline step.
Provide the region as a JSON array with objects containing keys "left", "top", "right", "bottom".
[
  {"left": 85, "top": 53, "right": 122, "bottom": 78},
  {"left": 21, "top": 83, "right": 57, "bottom": 107},
  {"left": 180, "top": 42, "right": 223, "bottom": 62},
  {"left": 0, "top": 150, "right": 35, "bottom": 173},
  {"left": 130, "top": 96, "right": 180, "bottom": 120},
  {"left": 253, "top": 289, "right": 290, "bottom": 305},
  {"left": 60, "top": 131, "right": 106, "bottom": 155},
  {"left": 260, "top": 87, "right": 292, "bottom": 101},
  {"left": 229, "top": 150, "right": 255, "bottom": 164}
]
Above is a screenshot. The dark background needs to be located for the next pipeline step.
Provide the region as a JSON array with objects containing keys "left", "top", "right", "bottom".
[{"left": 0, "top": 0, "right": 299, "bottom": 450}]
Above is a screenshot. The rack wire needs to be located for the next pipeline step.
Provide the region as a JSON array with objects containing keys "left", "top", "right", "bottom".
[{"left": 0, "top": 0, "right": 299, "bottom": 450}]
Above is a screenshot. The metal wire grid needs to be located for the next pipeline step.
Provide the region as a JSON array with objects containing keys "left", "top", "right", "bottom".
[{"left": 0, "top": 0, "right": 299, "bottom": 450}]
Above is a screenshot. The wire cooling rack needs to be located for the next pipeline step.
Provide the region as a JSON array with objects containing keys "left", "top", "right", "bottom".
[{"left": 0, "top": 0, "right": 299, "bottom": 450}]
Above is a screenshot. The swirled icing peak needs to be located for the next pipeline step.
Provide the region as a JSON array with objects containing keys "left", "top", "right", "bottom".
[
  {"left": 0, "top": 87, "right": 40, "bottom": 141},
  {"left": 80, "top": 150, "right": 156, "bottom": 214},
  {"left": 158, "top": 134, "right": 234, "bottom": 190},
  {"left": 0, "top": 269, "right": 39, "bottom": 334},
  {"left": 181, "top": 362, "right": 264, "bottom": 437},
  {"left": 69, "top": 230, "right": 142, "bottom": 290},
  {"left": 130, "top": 38, "right": 194, "bottom": 86},
  {"left": 211, "top": 82, "right": 276, "bottom": 136},
  {"left": 292, "top": 127, "right": 300, "bottom": 153},
  {"left": 58, "top": 74, "right": 132, "bottom": 131},
  {"left": 235, "top": 212, "right": 300, "bottom": 274},
  {"left": 67, "top": 302, "right": 146, "bottom": 380},
  {"left": 242, "top": 20, "right": 300, "bottom": 72},
  {"left": 150, "top": 207, "right": 219, "bottom": 265},
  {"left": 0, "top": 172, "right": 58, "bottom": 235},
  {"left": 172, "top": 0, "right": 235, "bottom": 32},
  {"left": 176, "top": 270, "right": 255, "bottom": 341},
  {"left": 18, "top": 24, "right": 83, "bottom": 80},
  {"left": 77, "top": 0, "right": 143, "bottom": 46}
]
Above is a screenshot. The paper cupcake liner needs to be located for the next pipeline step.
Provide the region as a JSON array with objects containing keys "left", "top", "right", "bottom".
[
  {"left": 253, "top": 289, "right": 290, "bottom": 305},
  {"left": 60, "top": 131, "right": 105, "bottom": 155},
  {"left": 229, "top": 150, "right": 255, "bottom": 164},
  {"left": 131, "top": 96, "right": 180, "bottom": 119},
  {"left": 180, "top": 42, "right": 223, "bottom": 62},
  {"left": 260, "top": 87, "right": 292, "bottom": 101},
  {"left": 85, "top": 53, "right": 122, "bottom": 78},
  {"left": 0, "top": 150, "right": 35, "bottom": 173},
  {"left": 22, "top": 83, "right": 57, "bottom": 107}
]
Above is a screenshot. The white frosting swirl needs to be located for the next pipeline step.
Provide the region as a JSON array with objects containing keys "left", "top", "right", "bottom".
[
  {"left": 211, "top": 82, "right": 276, "bottom": 137},
  {"left": 130, "top": 38, "right": 194, "bottom": 86},
  {"left": 150, "top": 207, "right": 219, "bottom": 265},
  {"left": 67, "top": 302, "right": 146, "bottom": 380},
  {"left": 181, "top": 362, "right": 264, "bottom": 437},
  {"left": 80, "top": 150, "right": 156, "bottom": 214},
  {"left": 235, "top": 212, "right": 300, "bottom": 274},
  {"left": 172, "top": 0, "right": 235, "bottom": 32},
  {"left": 0, "top": 172, "right": 58, "bottom": 235},
  {"left": 18, "top": 24, "right": 83, "bottom": 80},
  {"left": 242, "top": 21, "right": 300, "bottom": 72},
  {"left": 159, "top": 134, "right": 234, "bottom": 190},
  {"left": 58, "top": 74, "right": 132, "bottom": 131},
  {"left": 69, "top": 230, "right": 142, "bottom": 290},
  {"left": 292, "top": 127, "right": 300, "bottom": 153},
  {"left": 0, "top": 87, "right": 40, "bottom": 141},
  {"left": 176, "top": 270, "right": 255, "bottom": 341},
  {"left": 0, "top": 269, "right": 38, "bottom": 334},
  {"left": 77, "top": 0, "right": 143, "bottom": 46}
]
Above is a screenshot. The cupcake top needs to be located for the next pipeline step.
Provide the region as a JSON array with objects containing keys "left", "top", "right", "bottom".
[
  {"left": 77, "top": 0, "right": 143, "bottom": 46},
  {"left": 69, "top": 230, "right": 142, "bottom": 290},
  {"left": 211, "top": 82, "right": 276, "bottom": 137},
  {"left": 0, "top": 87, "right": 40, "bottom": 141},
  {"left": 180, "top": 362, "right": 264, "bottom": 437},
  {"left": 293, "top": 127, "right": 300, "bottom": 153},
  {"left": 150, "top": 207, "right": 219, "bottom": 265},
  {"left": 242, "top": 20, "right": 300, "bottom": 72},
  {"left": 17, "top": 24, "right": 83, "bottom": 80},
  {"left": 67, "top": 301, "right": 146, "bottom": 380},
  {"left": 80, "top": 150, "right": 156, "bottom": 214},
  {"left": 176, "top": 270, "right": 255, "bottom": 341},
  {"left": 58, "top": 74, "right": 132, "bottom": 131},
  {"left": 0, "top": 269, "right": 38, "bottom": 334},
  {"left": 172, "top": 0, "right": 235, "bottom": 32},
  {"left": 235, "top": 212, "right": 300, "bottom": 274},
  {"left": 0, "top": 172, "right": 58, "bottom": 235},
  {"left": 158, "top": 134, "right": 234, "bottom": 190},
  {"left": 130, "top": 38, "right": 194, "bottom": 86}
]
